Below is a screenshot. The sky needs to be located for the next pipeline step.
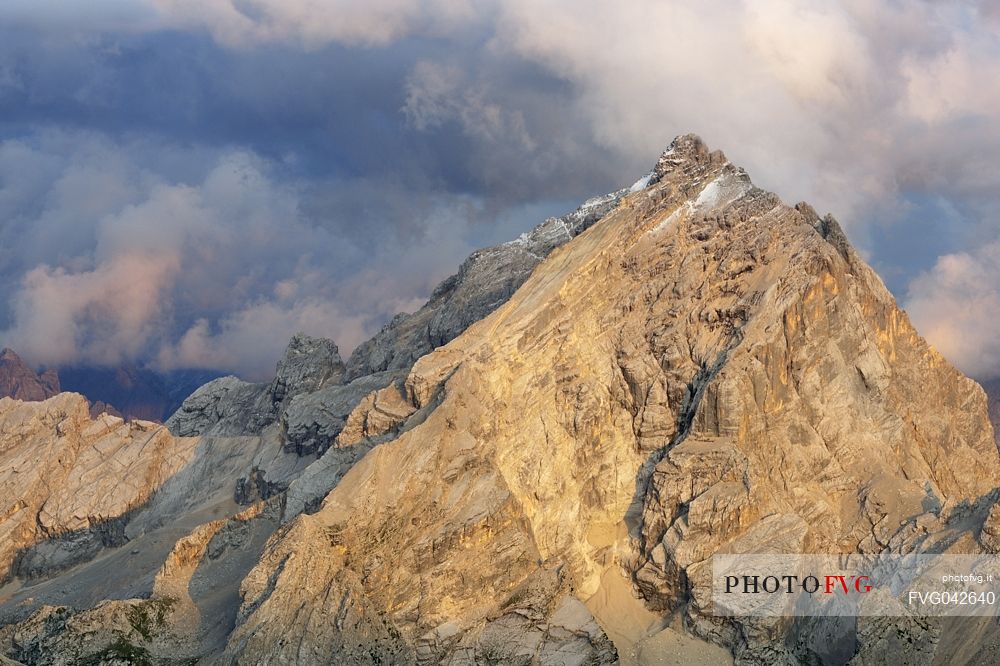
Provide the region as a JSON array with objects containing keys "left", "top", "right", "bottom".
[{"left": 0, "top": 1, "right": 999, "bottom": 380}]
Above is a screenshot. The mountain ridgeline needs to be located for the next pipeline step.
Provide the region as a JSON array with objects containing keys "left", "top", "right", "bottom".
[{"left": 1, "top": 135, "right": 999, "bottom": 665}]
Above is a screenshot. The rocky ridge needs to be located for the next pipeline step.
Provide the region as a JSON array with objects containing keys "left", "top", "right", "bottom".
[
  {"left": 0, "top": 394, "right": 197, "bottom": 584},
  {"left": 2, "top": 135, "right": 1000, "bottom": 665}
]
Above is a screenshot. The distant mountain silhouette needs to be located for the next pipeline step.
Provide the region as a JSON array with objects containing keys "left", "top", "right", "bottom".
[
  {"left": 0, "top": 347, "right": 222, "bottom": 421},
  {"left": 0, "top": 348, "right": 60, "bottom": 402},
  {"left": 58, "top": 365, "right": 223, "bottom": 422}
]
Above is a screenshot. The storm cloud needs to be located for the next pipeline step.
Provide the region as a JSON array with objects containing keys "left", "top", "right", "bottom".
[{"left": 1, "top": 1, "right": 1000, "bottom": 379}]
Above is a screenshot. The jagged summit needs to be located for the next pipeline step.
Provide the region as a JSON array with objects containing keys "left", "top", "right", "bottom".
[
  {"left": 621, "top": 133, "right": 731, "bottom": 196},
  {"left": 652, "top": 133, "right": 724, "bottom": 179}
]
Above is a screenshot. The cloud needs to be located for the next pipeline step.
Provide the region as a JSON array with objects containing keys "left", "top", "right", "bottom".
[
  {"left": 403, "top": 60, "right": 535, "bottom": 151},
  {"left": 149, "top": 0, "right": 480, "bottom": 48},
  {"left": 0, "top": 132, "right": 508, "bottom": 379},
  {"left": 158, "top": 301, "right": 369, "bottom": 379},
  {"left": 0, "top": 0, "right": 158, "bottom": 32},
  {"left": 3, "top": 1, "right": 1000, "bottom": 379},
  {"left": 905, "top": 243, "right": 1000, "bottom": 380},
  {"left": 5, "top": 253, "right": 179, "bottom": 368},
  {"left": 488, "top": 0, "right": 908, "bottom": 220}
]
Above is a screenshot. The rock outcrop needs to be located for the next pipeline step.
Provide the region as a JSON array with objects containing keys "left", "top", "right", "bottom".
[
  {"left": 344, "top": 188, "right": 628, "bottom": 380},
  {"left": 982, "top": 378, "right": 1000, "bottom": 448},
  {"left": 166, "top": 333, "right": 347, "bottom": 440}
]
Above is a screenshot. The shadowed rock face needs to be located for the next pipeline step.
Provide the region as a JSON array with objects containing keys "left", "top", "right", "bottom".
[
  {"left": 166, "top": 333, "right": 347, "bottom": 439},
  {"left": 0, "top": 349, "right": 59, "bottom": 403},
  {"left": 3, "top": 136, "right": 1000, "bottom": 666}
]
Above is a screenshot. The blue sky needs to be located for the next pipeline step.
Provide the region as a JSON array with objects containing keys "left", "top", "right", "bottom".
[{"left": 1, "top": 0, "right": 999, "bottom": 379}]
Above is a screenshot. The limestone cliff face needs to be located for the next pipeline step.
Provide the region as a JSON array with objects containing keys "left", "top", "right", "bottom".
[
  {"left": 3, "top": 136, "right": 999, "bottom": 666},
  {"left": 0, "top": 394, "right": 197, "bottom": 583},
  {"left": 216, "top": 136, "right": 999, "bottom": 664},
  {"left": 982, "top": 378, "right": 1000, "bottom": 448}
]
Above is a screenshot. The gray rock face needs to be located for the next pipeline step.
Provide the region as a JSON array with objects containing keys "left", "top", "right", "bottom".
[
  {"left": 164, "top": 375, "right": 274, "bottom": 437},
  {"left": 165, "top": 333, "right": 345, "bottom": 440},
  {"left": 280, "top": 370, "right": 400, "bottom": 456},
  {"left": 270, "top": 333, "right": 345, "bottom": 403}
]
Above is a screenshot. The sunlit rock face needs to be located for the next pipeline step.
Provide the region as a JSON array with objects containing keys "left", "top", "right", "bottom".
[
  {"left": 2, "top": 136, "right": 999, "bottom": 665},
  {"left": 0, "top": 394, "right": 198, "bottom": 584}
]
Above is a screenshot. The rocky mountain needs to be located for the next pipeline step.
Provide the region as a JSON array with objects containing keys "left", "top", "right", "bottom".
[
  {"left": 0, "top": 350, "right": 59, "bottom": 403},
  {"left": 2, "top": 135, "right": 999, "bottom": 665}
]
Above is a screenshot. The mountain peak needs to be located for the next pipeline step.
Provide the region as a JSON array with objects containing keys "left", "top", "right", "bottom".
[{"left": 648, "top": 133, "right": 728, "bottom": 184}]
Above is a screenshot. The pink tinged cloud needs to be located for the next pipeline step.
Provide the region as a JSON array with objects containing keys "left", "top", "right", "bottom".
[
  {"left": 0, "top": 134, "right": 484, "bottom": 380},
  {"left": 4, "top": 252, "right": 180, "bottom": 368},
  {"left": 0, "top": 147, "right": 337, "bottom": 378}
]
